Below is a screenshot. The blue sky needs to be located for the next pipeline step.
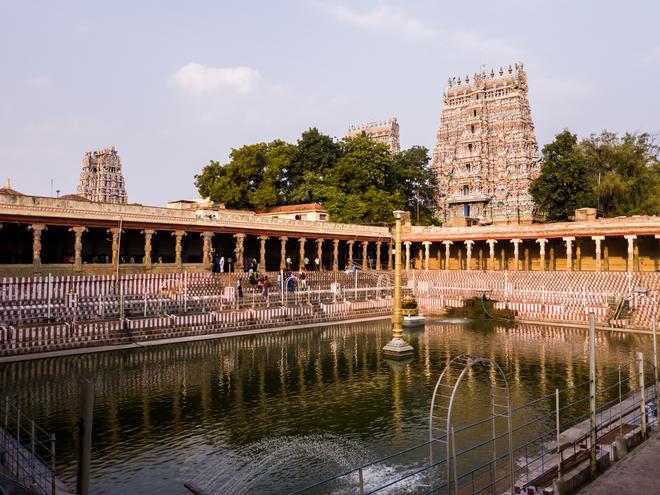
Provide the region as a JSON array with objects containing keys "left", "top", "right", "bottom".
[{"left": 1, "top": 0, "right": 658, "bottom": 205}]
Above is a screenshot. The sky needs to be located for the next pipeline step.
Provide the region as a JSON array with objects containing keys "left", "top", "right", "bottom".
[{"left": 1, "top": 0, "right": 659, "bottom": 205}]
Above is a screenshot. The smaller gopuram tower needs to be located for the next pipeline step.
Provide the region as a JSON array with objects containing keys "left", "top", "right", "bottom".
[
  {"left": 346, "top": 117, "right": 401, "bottom": 153},
  {"left": 431, "top": 62, "right": 539, "bottom": 225},
  {"left": 77, "top": 146, "right": 128, "bottom": 204}
]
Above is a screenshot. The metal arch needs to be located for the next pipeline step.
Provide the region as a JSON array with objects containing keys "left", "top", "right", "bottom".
[{"left": 429, "top": 354, "right": 514, "bottom": 495}]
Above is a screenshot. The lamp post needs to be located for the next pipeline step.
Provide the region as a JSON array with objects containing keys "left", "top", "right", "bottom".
[{"left": 383, "top": 210, "right": 414, "bottom": 358}]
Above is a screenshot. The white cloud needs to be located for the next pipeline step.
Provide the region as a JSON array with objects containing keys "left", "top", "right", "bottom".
[
  {"left": 169, "top": 63, "right": 262, "bottom": 95},
  {"left": 319, "top": 3, "right": 436, "bottom": 40},
  {"left": 26, "top": 75, "right": 53, "bottom": 89}
]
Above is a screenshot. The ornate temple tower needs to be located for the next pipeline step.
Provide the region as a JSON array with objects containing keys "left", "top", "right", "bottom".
[
  {"left": 346, "top": 117, "right": 400, "bottom": 153},
  {"left": 77, "top": 146, "right": 128, "bottom": 204},
  {"left": 431, "top": 62, "right": 539, "bottom": 226}
]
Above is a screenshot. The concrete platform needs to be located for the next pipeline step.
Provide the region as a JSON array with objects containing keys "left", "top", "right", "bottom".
[{"left": 578, "top": 430, "right": 660, "bottom": 494}]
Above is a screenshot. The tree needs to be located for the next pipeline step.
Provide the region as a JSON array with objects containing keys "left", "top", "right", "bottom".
[
  {"left": 530, "top": 130, "right": 593, "bottom": 221},
  {"left": 580, "top": 131, "right": 660, "bottom": 216},
  {"left": 388, "top": 146, "right": 437, "bottom": 224},
  {"left": 194, "top": 129, "right": 439, "bottom": 225},
  {"left": 194, "top": 140, "right": 295, "bottom": 210},
  {"left": 286, "top": 128, "right": 341, "bottom": 201}
]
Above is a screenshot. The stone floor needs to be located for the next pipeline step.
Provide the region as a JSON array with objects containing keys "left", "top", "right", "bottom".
[{"left": 578, "top": 430, "right": 660, "bottom": 494}]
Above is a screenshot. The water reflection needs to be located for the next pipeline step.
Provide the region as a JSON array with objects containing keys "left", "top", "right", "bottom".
[{"left": 0, "top": 320, "right": 652, "bottom": 494}]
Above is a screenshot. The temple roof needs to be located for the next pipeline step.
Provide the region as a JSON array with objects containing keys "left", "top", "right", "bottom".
[{"left": 0, "top": 179, "right": 24, "bottom": 197}]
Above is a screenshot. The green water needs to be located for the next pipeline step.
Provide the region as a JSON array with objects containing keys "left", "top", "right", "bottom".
[{"left": 0, "top": 319, "right": 652, "bottom": 494}]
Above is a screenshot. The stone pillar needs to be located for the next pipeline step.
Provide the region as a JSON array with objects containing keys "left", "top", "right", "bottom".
[
  {"left": 200, "top": 232, "right": 214, "bottom": 270},
  {"left": 28, "top": 224, "right": 47, "bottom": 274},
  {"left": 465, "top": 240, "right": 474, "bottom": 271},
  {"left": 510, "top": 239, "right": 522, "bottom": 271},
  {"left": 443, "top": 241, "right": 453, "bottom": 270},
  {"left": 536, "top": 238, "right": 548, "bottom": 271},
  {"left": 316, "top": 238, "right": 324, "bottom": 270},
  {"left": 142, "top": 229, "right": 155, "bottom": 271},
  {"left": 279, "top": 236, "right": 288, "bottom": 271},
  {"left": 404, "top": 241, "right": 411, "bottom": 271},
  {"left": 549, "top": 245, "right": 556, "bottom": 271},
  {"left": 376, "top": 240, "right": 382, "bottom": 270},
  {"left": 500, "top": 248, "right": 506, "bottom": 271},
  {"left": 333, "top": 239, "right": 339, "bottom": 272},
  {"left": 563, "top": 236, "right": 575, "bottom": 271},
  {"left": 107, "top": 227, "right": 122, "bottom": 269},
  {"left": 70, "top": 226, "right": 87, "bottom": 273},
  {"left": 592, "top": 236, "right": 604, "bottom": 272},
  {"left": 361, "top": 241, "right": 369, "bottom": 269},
  {"left": 575, "top": 239, "right": 582, "bottom": 271},
  {"left": 422, "top": 241, "right": 431, "bottom": 270},
  {"left": 478, "top": 248, "right": 484, "bottom": 270},
  {"left": 173, "top": 230, "right": 187, "bottom": 269},
  {"left": 387, "top": 241, "right": 393, "bottom": 270},
  {"left": 347, "top": 240, "right": 354, "bottom": 268},
  {"left": 603, "top": 244, "right": 609, "bottom": 271},
  {"left": 486, "top": 239, "right": 497, "bottom": 271},
  {"left": 233, "top": 233, "right": 245, "bottom": 271},
  {"left": 258, "top": 235, "right": 269, "bottom": 273},
  {"left": 524, "top": 249, "right": 529, "bottom": 271},
  {"left": 298, "top": 237, "right": 306, "bottom": 271},
  {"left": 624, "top": 235, "right": 637, "bottom": 273}
]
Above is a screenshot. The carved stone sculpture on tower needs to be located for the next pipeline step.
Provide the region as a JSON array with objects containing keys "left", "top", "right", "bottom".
[
  {"left": 346, "top": 117, "right": 400, "bottom": 153},
  {"left": 77, "top": 146, "right": 128, "bottom": 204},
  {"left": 431, "top": 62, "right": 539, "bottom": 226}
]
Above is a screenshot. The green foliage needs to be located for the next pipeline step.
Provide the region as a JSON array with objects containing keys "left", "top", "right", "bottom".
[
  {"left": 532, "top": 129, "right": 660, "bottom": 220},
  {"left": 580, "top": 131, "right": 660, "bottom": 216},
  {"left": 530, "top": 130, "right": 593, "bottom": 221},
  {"left": 195, "top": 129, "right": 437, "bottom": 225}
]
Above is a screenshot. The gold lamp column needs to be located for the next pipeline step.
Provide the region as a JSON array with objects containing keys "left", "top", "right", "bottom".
[{"left": 383, "top": 210, "right": 414, "bottom": 358}]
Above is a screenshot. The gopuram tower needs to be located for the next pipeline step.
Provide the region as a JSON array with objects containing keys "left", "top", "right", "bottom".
[
  {"left": 431, "top": 62, "right": 539, "bottom": 226},
  {"left": 77, "top": 146, "right": 128, "bottom": 204},
  {"left": 346, "top": 117, "right": 401, "bottom": 153}
]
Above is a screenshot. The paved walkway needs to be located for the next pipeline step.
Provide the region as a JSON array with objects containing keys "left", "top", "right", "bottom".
[{"left": 579, "top": 431, "right": 660, "bottom": 494}]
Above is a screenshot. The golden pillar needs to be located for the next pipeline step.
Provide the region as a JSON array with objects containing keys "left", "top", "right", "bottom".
[{"left": 383, "top": 211, "right": 413, "bottom": 357}]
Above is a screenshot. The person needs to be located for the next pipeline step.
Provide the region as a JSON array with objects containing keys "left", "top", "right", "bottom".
[
  {"left": 314, "top": 257, "right": 320, "bottom": 271},
  {"left": 129, "top": 256, "right": 135, "bottom": 264},
  {"left": 219, "top": 255, "right": 225, "bottom": 273},
  {"left": 286, "top": 256, "right": 292, "bottom": 270},
  {"left": 158, "top": 256, "right": 163, "bottom": 264},
  {"left": 299, "top": 272, "right": 307, "bottom": 290},
  {"left": 236, "top": 278, "right": 243, "bottom": 299},
  {"left": 262, "top": 276, "right": 271, "bottom": 300},
  {"left": 304, "top": 257, "right": 309, "bottom": 270}
]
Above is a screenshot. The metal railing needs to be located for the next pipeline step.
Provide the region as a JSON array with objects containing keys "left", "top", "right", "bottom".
[
  {"left": 290, "top": 355, "right": 657, "bottom": 495},
  {"left": 0, "top": 396, "right": 56, "bottom": 495}
]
